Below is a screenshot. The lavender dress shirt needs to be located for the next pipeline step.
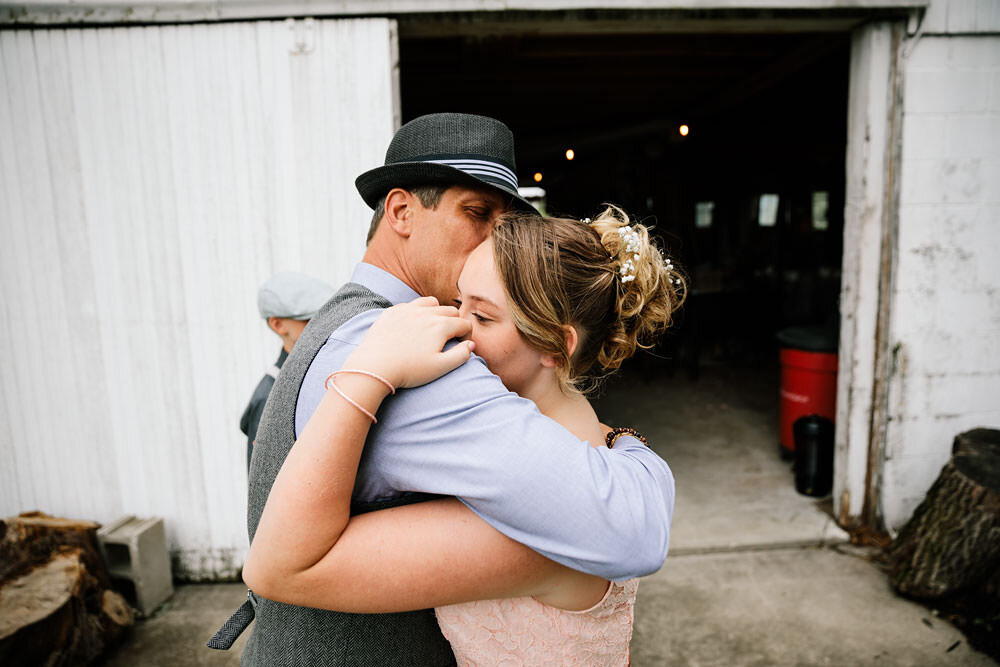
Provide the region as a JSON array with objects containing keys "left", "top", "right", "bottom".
[{"left": 295, "top": 263, "right": 674, "bottom": 581}]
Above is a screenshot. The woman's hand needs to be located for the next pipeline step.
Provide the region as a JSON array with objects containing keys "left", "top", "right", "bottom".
[{"left": 345, "top": 296, "right": 475, "bottom": 389}]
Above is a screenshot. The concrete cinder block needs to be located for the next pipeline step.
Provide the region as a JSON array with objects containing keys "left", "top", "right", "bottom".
[
  {"left": 98, "top": 516, "right": 174, "bottom": 616},
  {"left": 905, "top": 69, "right": 990, "bottom": 113},
  {"left": 945, "top": 114, "right": 996, "bottom": 158},
  {"left": 983, "top": 157, "right": 1000, "bottom": 204},
  {"left": 946, "top": 33, "right": 1000, "bottom": 65},
  {"left": 968, "top": 203, "right": 1000, "bottom": 283},
  {"left": 880, "top": 453, "right": 952, "bottom": 530},
  {"left": 902, "top": 157, "right": 986, "bottom": 204},
  {"left": 901, "top": 113, "right": 947, "bottom": 159},
  {"left": 905, "top": 36, "right": 949, "bottom": 70},
  {"left": 990, "top": 72, "right": 1000, "bottom": 110},
  {"left": 900, "top": 159, "right": 940, "bottom": 204},
  {"left": 916, "top": 328, "right": 1000, "bottom": 374}
]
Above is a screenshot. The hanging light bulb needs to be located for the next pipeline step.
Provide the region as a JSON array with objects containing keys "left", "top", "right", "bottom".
[
  {"left": 533, "top": 172, "right": 543, "bottom": 183},
  {"left": 565, "top": 149, "right": 575, "bottom": 161},
  {"left": 679, "top": 124, "right": 690, "bottom": 137}
]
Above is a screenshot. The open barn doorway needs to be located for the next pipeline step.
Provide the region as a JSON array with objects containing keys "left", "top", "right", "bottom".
[{"left": 399, "top": 27, "right": 850, "bottom": 550}]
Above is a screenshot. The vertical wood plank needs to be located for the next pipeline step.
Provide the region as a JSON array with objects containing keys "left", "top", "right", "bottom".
[{"left": 1, "top": 31, "right": 55, "bottom": 513}]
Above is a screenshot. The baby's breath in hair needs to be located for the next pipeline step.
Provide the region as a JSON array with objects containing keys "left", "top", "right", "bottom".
[{"left": 491, "top": 205, "right": 686, "bottom": 394}]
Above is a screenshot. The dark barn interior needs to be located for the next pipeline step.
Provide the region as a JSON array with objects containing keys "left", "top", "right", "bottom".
[
  {"left": 400, "top": 30, "right": 849, "bottom": 376},
  {"left": 399, "top": 23, "right": 853, "bottom": 565}
]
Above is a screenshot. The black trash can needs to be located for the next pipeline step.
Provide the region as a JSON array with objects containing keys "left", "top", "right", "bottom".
[{"left": 793, "top": 415, "right": 834, "bottom": 497}]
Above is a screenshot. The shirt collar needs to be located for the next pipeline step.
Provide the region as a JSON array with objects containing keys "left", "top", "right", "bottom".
[{"left": 350, "top": 263, "right": 420, "bottom": 306}]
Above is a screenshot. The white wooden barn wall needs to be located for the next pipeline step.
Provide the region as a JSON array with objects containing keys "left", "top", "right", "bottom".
[{"left": 0, "top": 18, "right": 398, "bottom": 579}]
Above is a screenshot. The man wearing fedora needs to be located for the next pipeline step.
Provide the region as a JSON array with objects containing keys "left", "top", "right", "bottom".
[{"left": 210, "top": 113, "right": 674, "bottom": 665}]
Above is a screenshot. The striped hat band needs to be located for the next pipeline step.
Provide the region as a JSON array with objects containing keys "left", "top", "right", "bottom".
[
  {"left": 419, "top": 158, "right": 518, "bottom": 191},
  {"left": 355, "top": 113, "right": 538, "bottom": 213}
]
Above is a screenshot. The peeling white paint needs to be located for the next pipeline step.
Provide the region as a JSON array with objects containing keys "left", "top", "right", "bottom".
[{"left": 835, "top": 21, "right": 898, "bottom": 528}]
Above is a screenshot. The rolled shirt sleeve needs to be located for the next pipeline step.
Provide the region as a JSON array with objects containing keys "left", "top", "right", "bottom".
[{"left": 296, "top": 308, "right": 675, "bottom": 581}]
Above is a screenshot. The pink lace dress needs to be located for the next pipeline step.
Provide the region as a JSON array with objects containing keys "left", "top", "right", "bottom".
[{"left": 434, "top": 578, "right": 639, "bottom": 666}]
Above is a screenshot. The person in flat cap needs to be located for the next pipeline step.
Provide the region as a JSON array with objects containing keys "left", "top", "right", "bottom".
[
  {"left": 238, "top": 272, "right": 333, "bottom": 472},
  {"left": 212, "top": 113, "right": 674, "bottom": 666}
]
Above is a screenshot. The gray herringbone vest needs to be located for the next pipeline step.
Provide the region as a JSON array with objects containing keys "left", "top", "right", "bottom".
[{"left": 242, "top": 282, "right": 456, "bottom": 667}]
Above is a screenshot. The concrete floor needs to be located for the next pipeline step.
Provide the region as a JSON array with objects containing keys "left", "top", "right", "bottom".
[
  {"left": 592, "top": 363, "right": 847, "bottom": 554},
  {"left": 99, "top": 364, "right": 995, "bottom": 666}
]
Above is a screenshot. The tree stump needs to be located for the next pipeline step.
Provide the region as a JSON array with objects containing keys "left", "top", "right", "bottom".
[
  {"left": 888, "top": 428, "right": 1000, "bottom": 599},
  {"left": 0, "top": 512, "right": 109, "bottom": 588},
  {"left": 0, "top": 512, "right": 135, "bottom": 665}
]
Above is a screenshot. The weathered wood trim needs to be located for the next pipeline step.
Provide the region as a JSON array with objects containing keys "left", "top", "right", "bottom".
[
  {"left": 1, "top": 0, "right": 928, "bottom": 27},
  {"left": 835, "top": 20, "right": 904, "bottom": 533},
  {"left": 863, "top": 19, "right": 905, "bottom": 532}
]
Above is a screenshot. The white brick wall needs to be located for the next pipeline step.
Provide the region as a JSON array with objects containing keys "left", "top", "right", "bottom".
[{"left": 881, "top": 33, "right": 1000, "bottom": 531}]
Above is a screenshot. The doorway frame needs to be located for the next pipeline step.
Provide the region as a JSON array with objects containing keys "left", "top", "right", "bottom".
[{"left": 393, "top": 9, "right": 911, "bottom": 535}]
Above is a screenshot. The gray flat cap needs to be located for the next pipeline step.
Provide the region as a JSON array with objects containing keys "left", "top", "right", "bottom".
[{"left": 257, "top": 272, "right": 334, "bottom": 320}]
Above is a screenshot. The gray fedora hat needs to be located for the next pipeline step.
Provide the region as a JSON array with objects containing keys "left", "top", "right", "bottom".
[{"left": 355, "top": 113, "right": 538, "bottom": 213}]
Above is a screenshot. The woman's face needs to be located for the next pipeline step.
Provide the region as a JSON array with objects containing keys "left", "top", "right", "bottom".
[{"left": 455, "top": 240, "right": 546, "bottom": 396}]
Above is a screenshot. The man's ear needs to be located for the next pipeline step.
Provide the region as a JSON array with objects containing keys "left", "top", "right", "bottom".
[
  {"left": 383, "top": 188, "right": 415, "bottom": 238},
  {"left": 268, "top": 317, "right": 287, "bottom": 336}
]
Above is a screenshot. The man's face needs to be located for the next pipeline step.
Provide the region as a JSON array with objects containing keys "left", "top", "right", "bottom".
[
  {"left": 284, "top": 319, "right": 309, "bottom": 347},
  {"left": 405, "top": 185, "right": 508, "bottom": 305}
]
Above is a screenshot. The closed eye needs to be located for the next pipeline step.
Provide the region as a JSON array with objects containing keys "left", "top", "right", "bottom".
[{"left": 465, "top": 207, "right": 491, "bottom": 221}]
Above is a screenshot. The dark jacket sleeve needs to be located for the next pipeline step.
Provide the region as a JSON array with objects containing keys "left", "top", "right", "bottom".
[{"left": 240, "top": 376, "right": 276, "bottom": 443}]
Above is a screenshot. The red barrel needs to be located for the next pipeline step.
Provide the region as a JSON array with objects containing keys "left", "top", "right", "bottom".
[{"left": 777, "top": 327, "right": 838, "bottom": 455}]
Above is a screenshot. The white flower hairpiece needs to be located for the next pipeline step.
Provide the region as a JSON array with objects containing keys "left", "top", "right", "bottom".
[
  {"left": 663, "top": 258, "right": 683, "bottom": 288},
  {"left": 617, "top": 226, "right": 641, "bottom": 283}
]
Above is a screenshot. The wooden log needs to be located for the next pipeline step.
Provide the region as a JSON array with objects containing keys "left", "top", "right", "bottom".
[
  {"left": 0, "top": 550, "right": 101, "bottom": 666},
  {"left": 0, "top": 514, "right": 135, "bottom": 665},
  {"left": 0, "top": 512, "right": 109, "bottom": 588},
  {"left": 100, "top": 589, "right": 136, "bottom": 643},
  {"left": 888, "top": 428, "right": 1000, "bottom": 599}
]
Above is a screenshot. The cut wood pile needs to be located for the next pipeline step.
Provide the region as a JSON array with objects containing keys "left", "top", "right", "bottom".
[
  {"left": 888, "top": 428, "right": 1000, "bottom": 657},
  {"left": 0, "top": 512, "right": 134, "bottom": 666}
]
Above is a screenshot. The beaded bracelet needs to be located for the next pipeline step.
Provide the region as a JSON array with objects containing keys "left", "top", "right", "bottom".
[{"left": 605, "top": 426, "right": 648, "bottom": 449}]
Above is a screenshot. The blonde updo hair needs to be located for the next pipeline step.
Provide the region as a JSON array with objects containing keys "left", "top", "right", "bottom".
[{"left": 491, "top": 205, "right": 686, "bottom": 393}]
